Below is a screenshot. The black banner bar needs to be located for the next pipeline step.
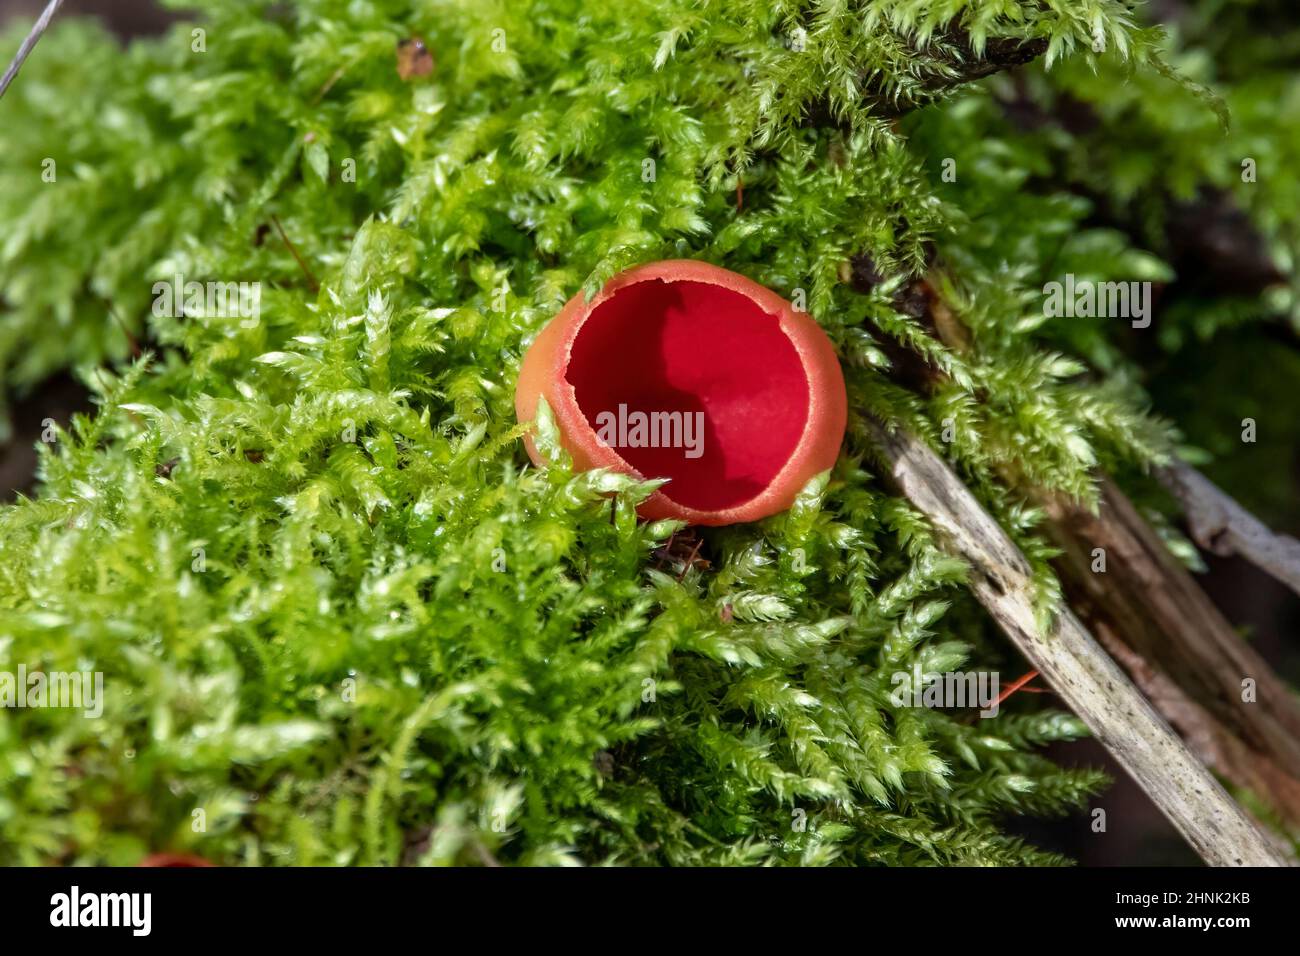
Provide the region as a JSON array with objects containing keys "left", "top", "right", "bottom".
[{"left": 0, "top": 865, "right": 1285, "bottom": 942}]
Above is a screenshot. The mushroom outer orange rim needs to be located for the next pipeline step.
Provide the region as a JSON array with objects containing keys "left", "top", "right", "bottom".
[{"left": 514, "top": 259, "right": 848, "bottom": 526}]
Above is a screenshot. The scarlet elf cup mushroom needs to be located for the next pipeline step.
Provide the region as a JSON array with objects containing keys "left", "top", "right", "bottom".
[{"left": 515, "top": 260, "right": 847, "bottom": 526}]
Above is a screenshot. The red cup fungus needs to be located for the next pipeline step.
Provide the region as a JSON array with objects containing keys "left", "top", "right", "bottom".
[{"left": 515, "top": 260, "right": 847, "bottom": 526}]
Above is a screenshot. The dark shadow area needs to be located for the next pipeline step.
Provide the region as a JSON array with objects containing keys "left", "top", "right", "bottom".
[
  {"left": 0, "top": 371, "right": 92, "bottom": 500},
  {"left": 0, "top": 0, "right": 186, "bottom": 37}
]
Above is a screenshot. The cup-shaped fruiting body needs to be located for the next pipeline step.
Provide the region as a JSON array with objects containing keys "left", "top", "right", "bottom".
[{"left": 515, "top": 260, "right": 847, "bottom": 526}]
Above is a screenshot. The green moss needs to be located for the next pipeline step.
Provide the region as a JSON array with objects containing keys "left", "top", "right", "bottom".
[{"left": 0, "top": 0, "right": 1245, "bottom": 865}]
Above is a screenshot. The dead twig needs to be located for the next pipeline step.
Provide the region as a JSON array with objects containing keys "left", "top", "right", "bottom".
[
  {"left": 270, "top": 214, "right": 320, "bottom": 294},
  {"left": 867, "top": 419, "right": 1289, "bottom": 867},
  {"left": 1160, "top": 461, "right": 1300, "bottom": 600},
  {"left": 103, "top": 300, "right": 142, "bottom": 359},
  {"left": 1044, "top": 477, "right": 1300, "bottom": 827},
  {"left": 0, "top": 0, "right": 66, "bottom": 102},
  {"left": 876, "top": 263, "right": 1300, "bottom": 827}
]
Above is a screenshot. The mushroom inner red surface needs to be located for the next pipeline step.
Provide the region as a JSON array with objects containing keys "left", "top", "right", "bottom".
[{"left": 566, "top": 277, "right": 810, "bottom": 511}]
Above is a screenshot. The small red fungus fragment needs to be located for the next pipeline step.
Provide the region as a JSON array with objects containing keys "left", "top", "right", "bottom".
[{"left": 515, "top": 260, "right": 847, "bottom": 526}]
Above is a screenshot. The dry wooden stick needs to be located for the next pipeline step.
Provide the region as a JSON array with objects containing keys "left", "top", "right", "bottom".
[
  {"left": 0, "top": 0, "right": 65, "bottom": 102},
  {"left": 1160, "top": 461, "right": 1300, "bottom": 599},
  {"left": 867, "top": 419, "right": 1289, "bottom": 867},
  {"left": 880, "top": 265, "right": 1300, "bottom": 828},
  {"left": 1044, "top": 478, "right": 1300, "bottom": 827}
]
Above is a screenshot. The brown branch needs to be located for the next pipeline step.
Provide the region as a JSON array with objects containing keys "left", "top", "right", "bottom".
[
  {"left": 1085, "top": 592, "right": 1300, "bottom": 829},
  {"left": 803, "top": 31, "right": 1048, "bottom": 127},
  {"left": 859, "top": 263, "right": 1300, "bottom": 829},
  {"left": 1160, "top": 461, "right": 1300, "bottom": 600},
  {"left": 103, "top": 300, "right": 141, "bottom": 359},
  {"left": 1044, "top": 478, "right": 1300, "bottom": 827},
  {"left": 867, "top": 420, "right": 1288, "bottom": 866},
  {"left": 270, "top": 214, "right": 320, "bottom": 294},
  {"left": 864, "top": 33, "right": 1048, "bottom": 119}
]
